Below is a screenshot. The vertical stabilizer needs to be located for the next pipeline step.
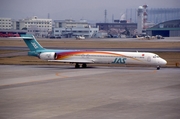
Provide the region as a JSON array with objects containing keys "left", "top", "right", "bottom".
[{"left": 20, "top": 34, "right": 45, "bottom": 51}]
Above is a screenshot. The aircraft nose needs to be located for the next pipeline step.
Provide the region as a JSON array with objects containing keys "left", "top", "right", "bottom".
[{"left": 161, "top": 58, "right": 167, "bottom": 65}]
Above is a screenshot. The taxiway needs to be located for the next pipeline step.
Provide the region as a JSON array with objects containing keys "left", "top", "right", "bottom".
[{"left": 0, "top": 65, "right": 180, "bottom": 119}]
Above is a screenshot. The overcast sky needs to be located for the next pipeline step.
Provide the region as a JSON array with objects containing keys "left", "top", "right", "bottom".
[{"left": 0, "top": 0, "right": 180, "bottom": 22}]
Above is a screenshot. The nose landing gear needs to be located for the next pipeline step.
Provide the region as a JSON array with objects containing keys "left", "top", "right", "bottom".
[{"left": 157, "top": 66, "right": 160, "bottom": 70}]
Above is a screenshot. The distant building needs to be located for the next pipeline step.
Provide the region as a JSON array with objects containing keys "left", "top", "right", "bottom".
[
  {"left": 0, "top": 18, "right": 27, "bottom": 35},
  {"left": 146, "top": 19, "right": 180, "bottom": 37},
  {"left": 0, "top": 18, "right": 13, "bottom": 30},
  {"left": 54, "top": 19, "right": 89, "bottom": 28},
  {"left": 96, "top": 20, "right": 137, "bottom": 36},
  {"left": 12, "top": 16, "right": 52, "bottom": 37},
  {"left": 123, "top": 8, "right": 180, "bottom": 24},
  {"left": 53, "top": 19, "right": 99, "bottom": 38}
]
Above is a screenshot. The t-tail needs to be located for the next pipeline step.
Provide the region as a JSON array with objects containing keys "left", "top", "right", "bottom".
[
  {"left": 20, "top": 34, "right": 45, "bottom": 51},
  {"left": 20, "top": 34, "right": 45, "bottom": 56}
]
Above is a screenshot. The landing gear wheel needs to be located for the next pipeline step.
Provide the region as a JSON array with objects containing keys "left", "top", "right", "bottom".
[
  {"left": 75, "top": 63, "right": 80, "bottom": 68},
  {"left": 82, "top": 63, "right": 87, "bottom": 68},
  {"left": 157, "top": 66, "right": 160, "bottom": 70}
]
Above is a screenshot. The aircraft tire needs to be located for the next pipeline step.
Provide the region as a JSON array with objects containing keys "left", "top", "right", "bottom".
[
  {"left": 157, "top": 66, "right": 160, "bottom": 70},
  {"left": 75, "top": 63, "right": 80, "bottom": 68},
  {"left": 82, "top": 63, "right": 87, "bottom": 68}
]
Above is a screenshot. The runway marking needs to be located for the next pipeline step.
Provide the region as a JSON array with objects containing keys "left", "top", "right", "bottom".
[
  {"left": 0, "top": 76, "right": 68, "bottom": 89},
  {"left": 0, "top": 80, "right": 53, "bottom": 89},
  {"left": 0, "top": 67, "right": 157, "bottom": 89},
  {"left": 0, "top": 74, "right": 69, "bottom": 89},
  {"left": 55, "top": 73, "right": 68, "bottom": 78},
  {"left": 110, "top": 69, "right": 157, "bottom": 78},
  {"left": 153, "top": 70, "right": 157, "bottom": 73},
  {"left": 0, "top": 70, "right": 107, "bottom": 89},
  {"left": 127, "top": 67, "right": 157, "bottom": 73}
]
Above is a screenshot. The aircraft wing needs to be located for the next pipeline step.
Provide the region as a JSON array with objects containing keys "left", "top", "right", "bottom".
[{"left": 48, "top": 59, "right": 94, "bottom": 63}]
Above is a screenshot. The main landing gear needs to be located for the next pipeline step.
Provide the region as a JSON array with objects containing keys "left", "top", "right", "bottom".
[{"left": 75, "top": 63, "right": 87, "bottom": 68}]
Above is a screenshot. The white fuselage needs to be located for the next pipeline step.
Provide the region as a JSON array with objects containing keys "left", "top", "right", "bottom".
[{"left": 47, "top": 50, "right": 167, "bottom": 67}]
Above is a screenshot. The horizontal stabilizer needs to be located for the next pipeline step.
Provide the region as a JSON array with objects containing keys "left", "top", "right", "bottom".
[{"left": 9, "top": 37, "right": 33, "bottom": 39}]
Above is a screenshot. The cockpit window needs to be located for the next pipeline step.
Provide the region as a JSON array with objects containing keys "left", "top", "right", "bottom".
[{"left": 153, "top": 55, "right": 160, "bottom": 58}]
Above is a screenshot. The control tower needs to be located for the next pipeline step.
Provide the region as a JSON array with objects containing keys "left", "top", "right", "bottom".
[
  {"left": 143, "top": 5, "right": 148, "bottom": 29},
  {"left": 137, "top": 6, "right": 144, "bottom": 34}
]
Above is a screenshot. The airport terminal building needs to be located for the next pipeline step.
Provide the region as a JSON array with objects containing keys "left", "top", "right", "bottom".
[
  {"left": 53, "top": 19, "right": 99, "bottom": 38},
  {"left": 0, "top": 16, "right": 52, "bottom": 37},
  {"left": 146, "top": 19, "right": 180, "bottom": 37},
  {"left": 13, "top": 16, "right": 52, "bottom": 37},
  {"left": 0, "top": 17, "right": 27, "bottom": 35},
  {"left": 0, "top": 18, "right": 13, "bottom": 30}
]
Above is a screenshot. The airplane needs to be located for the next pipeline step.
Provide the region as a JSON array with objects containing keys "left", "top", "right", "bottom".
[
  {"left": 76, "top": 35, "right": 85, "bottom": 40},
  {"left": 20, "top": 34, "right": 167, "bottom": 70}
]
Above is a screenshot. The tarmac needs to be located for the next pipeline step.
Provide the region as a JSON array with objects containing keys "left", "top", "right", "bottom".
[{"left": 0, "top": 65, "right": 180, "bottom": 119}]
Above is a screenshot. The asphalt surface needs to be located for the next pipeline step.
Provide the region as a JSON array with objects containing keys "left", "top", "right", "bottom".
[{"left": 0, "top": 65, "right": 180, "bottom": 119}]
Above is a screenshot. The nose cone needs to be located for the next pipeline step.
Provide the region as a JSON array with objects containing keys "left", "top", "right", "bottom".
[{"left": 160, "top": 58, "right": 167, "bottom": 65}]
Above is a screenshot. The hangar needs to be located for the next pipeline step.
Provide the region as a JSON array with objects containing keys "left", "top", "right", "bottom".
[
  {"left": 96, "top": 20, "right": 137, "bottom": 37},
  {"left": 146, "top": 19, "right": 180, "bottom": 37}
]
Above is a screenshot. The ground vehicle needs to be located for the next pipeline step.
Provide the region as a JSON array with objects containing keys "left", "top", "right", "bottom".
[
  {"left": 76, "top": 36, "right": 85, "bottom": 40},
  {"left": 49, "top": 35, "right": 61, "bottom": 39}
]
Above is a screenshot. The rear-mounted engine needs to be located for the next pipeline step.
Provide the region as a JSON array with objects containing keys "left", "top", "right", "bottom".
[{"left": 39, "top": 52, "right": 57, "bottom": 60}]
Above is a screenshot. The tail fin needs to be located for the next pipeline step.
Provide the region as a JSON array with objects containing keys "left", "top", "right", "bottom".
[{"left": 20, "top": 34, "right": 45, "bottom": 51}]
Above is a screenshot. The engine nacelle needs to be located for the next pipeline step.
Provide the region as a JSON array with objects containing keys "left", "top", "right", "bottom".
[{"left": 39, "top": 52, "right": 57, "bottom": 60}]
